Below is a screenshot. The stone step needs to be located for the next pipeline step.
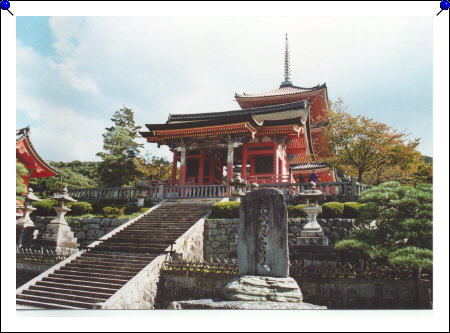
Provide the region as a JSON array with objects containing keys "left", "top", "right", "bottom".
[
  {"left": 56, "top": 269, "right": 136, "bottom": 281},
  {"left": 22, "top": 289, "right": 106, "bottom": 304},
  {"left": 70, "top": 258, "right": 149, "bottom": 269},
  {"left": 35, "top": 280, "right": 118, "bottom": 294},
  {"left": 29, "top": 284, "right": 114, "bottom": 300},
  {"left": 81, "top": 252, "right": 156, "bottom": 261},
  {"left": 42, "top": 276, "right": 124, "bottom": 290},
  {"left": 16, "top": 298, "right": 82, "bottom": 310},
  {"left": 75, "top": 254, "right": 155, "bottom": 265},
  {"left": 58, "top": 266, "right": 138, "bottom": 278},
  {"left": 92, "top": 244, "right": 168, "bottom": 252},
  {"left": 64, "top": 262, "right": 144, "bottom": 272},
  {"left": 48, "top": 272, "right": 129, "bottom": 285},
  {"left": 16, "top": 293, "right": 97, "bottom": 309}
]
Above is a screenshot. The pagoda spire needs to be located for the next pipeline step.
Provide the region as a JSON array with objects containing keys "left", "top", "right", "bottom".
[{"left": 281, "top": 33, "right": 292, "bottom": 87}]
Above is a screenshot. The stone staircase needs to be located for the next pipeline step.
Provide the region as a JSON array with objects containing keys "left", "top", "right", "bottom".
[{"left": 16, "top": 199, "right": 218, "bottom": 309}]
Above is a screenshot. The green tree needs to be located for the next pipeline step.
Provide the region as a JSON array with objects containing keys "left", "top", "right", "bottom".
[
  {"left": 333, "top": 182, "right": 432, "bottom": 270},
  {"left": 97, "top": 107, "right": 144, "bottom": 187},
  {"left": 16, "top": 161, "right": 29, "bottom": 200},
  {"left": 317, "top": 99, "right": 422, "bottom": 184}
]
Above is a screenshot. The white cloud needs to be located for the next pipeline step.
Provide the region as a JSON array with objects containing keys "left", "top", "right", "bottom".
[{"left": 16, "top": 16, "right": 433, "bottom": 161}]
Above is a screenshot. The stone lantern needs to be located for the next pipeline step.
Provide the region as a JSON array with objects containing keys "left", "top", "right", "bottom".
[
  {"left": 297, "top": 182, "right": 329, "bottom": 246},
  {"left": 16, "top": 187, "right": 41, "bottom": 228},
  {"left": 229, "top": 173, "right": 247, "bottom": 201},
  {"left": 35, "top": 186, "right": 79, "bottom": 253},
  {"left": 50, "top": 186, "right": 77, "bottom": 225},
  {"left": 135, "top": 178, "right": 148, "bottom": 207},
  {"left": 16, "top": 188, "right": 41, "bottom": 247}
]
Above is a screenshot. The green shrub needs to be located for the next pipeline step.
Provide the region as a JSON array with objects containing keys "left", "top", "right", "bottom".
[
  {"left": 343, "top": 202, "right": 364, "bottom": 218},
  {"left": 102, "top": 206, "right": 125, "bottom": 217},
  {"left": 91, "top": 202, "right": 107, "bottom": 214},
  {"left": 210, "top": 201, "right": 241, "bottom": 218},
  {"left": 140, "top": 207, "right": 151, "bottom": 214},
  {"left": 33, "top": 199, "right": 57, "bottom": 216},
  {"left": 287, "top": 204, "right": 307, "bottom": 218},
  {"left": 388, "top": 247, "right": 432, "bottom": 270},
  {"left": 320, "top": 202, "right": 344, "bottom": 218},
  {"left": 123, "top": 205, "right": 140, "bottom": 215},
  {"left": 68, "top": 201, "right": 93, "bottom": 216}
]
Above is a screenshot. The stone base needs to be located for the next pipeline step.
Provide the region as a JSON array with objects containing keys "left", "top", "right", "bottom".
[
  {"left": 168, "top": 299, "right": 326, "bottom": 310},
  {"left": 222, "top": 275, "right": 303, "bottom": 303},
  {"left": 34, "top": 223, "right": 79, "bottom": 253},
  {"left": 16, "top": 225, "right": 36, "bottom": 248},
  {"left": 297, "top": 236, "right": 329, "bottom": 246}
]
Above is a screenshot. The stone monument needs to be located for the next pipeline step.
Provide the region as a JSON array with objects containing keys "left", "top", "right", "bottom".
[
  {"left": 222, "top": 188, "right": 302, "bottom": 302},
  {"left": 297, "top": 182, "right": 329, "bottom": 246},
  {"left": 168, "top": 188, "right": 326, "bottom": 309},
  {"left": 34, "top": 186, "right": 79, "bottom": 253},
  {"left": 135, "top": 178, "right": 148, "bottom": 207}
]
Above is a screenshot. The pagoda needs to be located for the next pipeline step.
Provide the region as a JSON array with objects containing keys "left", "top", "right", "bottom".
[{"left": 141, "top": 35, "right": 335, "bottom": 186}]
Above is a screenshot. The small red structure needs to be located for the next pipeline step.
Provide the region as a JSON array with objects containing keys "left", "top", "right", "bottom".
[
  {"left": 141, "top": 36, "right": 336, "bottom": 185},
  {"left": 16, "top": 127, "right": 59, "bottom": 187}
]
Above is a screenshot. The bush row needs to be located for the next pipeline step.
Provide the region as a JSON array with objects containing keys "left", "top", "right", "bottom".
[
  {"left": 32, "top": 199, "right": 151, "bottom": 217},
  {"left": 209, "top": 201, "right": 365, "bottom": 219}
]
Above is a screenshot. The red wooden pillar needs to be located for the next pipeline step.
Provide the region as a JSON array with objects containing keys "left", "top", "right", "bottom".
[
  {"left": 226, "top": 142, "right": 234, "bottom": 184},
  {"left": 273, "top": 143, "right": 279, "bottom": 180},
  {"left": 171, "top": 151, "right": 178, "bottom": 185},
  {"left": 198, "top": 149, "right": 205, "bottom": 185},
  {"left": 241, "top": 144, "right": 248, "bottom": 180},
  {"left": 250, "top": 155, "right": 255, "bottom": 177},
  {"left": 208, "top": 153, "right": 215, "bottom": 185},
  {"left": 178, "top": 146, "right": 187, "bottom": 186}
]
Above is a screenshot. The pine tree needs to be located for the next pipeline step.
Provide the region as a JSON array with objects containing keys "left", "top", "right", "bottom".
[{"left": 97, "top": 107, "right": 144, "bottom": 187}]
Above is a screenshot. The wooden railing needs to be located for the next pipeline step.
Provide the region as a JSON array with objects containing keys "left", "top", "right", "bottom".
[{"left": 69, "top": 180, "right": 369, "bottom": 201}]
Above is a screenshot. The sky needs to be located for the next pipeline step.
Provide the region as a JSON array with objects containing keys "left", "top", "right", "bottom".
[{"left": 16, "top": 16, "right": 433, "bottom": 162}]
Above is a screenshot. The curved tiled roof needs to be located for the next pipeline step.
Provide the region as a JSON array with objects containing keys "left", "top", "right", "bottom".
[
  {"left": 290, "top": 162, "right": 328, "bottom": 171},
  {"left": 16, "top": 127, "right": 60, "bottom": 175},
  {"left": 167, "top": 100, "right": 308, "bottom": 123},
  {"left": 235, "top": 83, "right": 327, "bottom": 99}
]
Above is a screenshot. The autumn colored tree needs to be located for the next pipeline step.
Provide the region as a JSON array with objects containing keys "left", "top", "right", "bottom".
[{"left": 317, "top": 99, "right": 422, "bottom": 184}]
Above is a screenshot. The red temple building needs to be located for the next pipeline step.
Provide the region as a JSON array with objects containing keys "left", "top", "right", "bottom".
[
  {"left": 141, "top": 35, "right": 336, "bottom": 186},
  {"left": 16, "top": 127, "right": 59, "bottom": 187}
]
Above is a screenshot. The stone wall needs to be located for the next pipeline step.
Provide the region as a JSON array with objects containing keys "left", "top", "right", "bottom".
[
  {"left": 204, "top": 218, "right": 355, "bottom": 259},
  {"left": 100, "top": 212, "right": 208, "bottom": 309},
  {"left": 34, "top": 216, "right": 131, "bottom": 248},
  {"left": 155, "top": 271, "right": 432, "bottom": 309}
]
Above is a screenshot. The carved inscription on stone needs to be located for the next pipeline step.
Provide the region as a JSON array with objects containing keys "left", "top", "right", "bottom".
[{"left": 238, "top": 188, "right": 289, "bottom": 278}]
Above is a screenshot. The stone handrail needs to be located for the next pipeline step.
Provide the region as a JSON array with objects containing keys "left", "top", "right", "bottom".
[{"left": 69, "top": 180, "right": 369, "bottom": 200}]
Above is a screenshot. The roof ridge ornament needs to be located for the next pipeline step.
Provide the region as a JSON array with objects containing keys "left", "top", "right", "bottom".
[{"left": 281, "top": 34, "right": 292, "bottom": 87}]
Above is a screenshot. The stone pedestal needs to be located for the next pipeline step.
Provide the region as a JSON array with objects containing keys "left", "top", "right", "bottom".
[
  {"left": 136, "top": 198, "right": 145, "bottom": 207},
  {"left": 168, "top": 299, "right": 326, "bottom": 310},
  {"left": 16, "top": 224, "right": 36, "bottom": 248},
  {"left": 297, "top": 205, "right": 329, "bottom": 246},
  {"left": 223, "top": 275, "right": 302, "bottom": 302},
  {"left": 16, "top": 205, "right": 37, "bottom": 228},
  {"left": 35, "top": 205, "right": 79, "bottom": 253}
]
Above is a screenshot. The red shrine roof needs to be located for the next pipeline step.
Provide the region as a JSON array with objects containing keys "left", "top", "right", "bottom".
[
  {"left": 235, "top": 83, "right": 327, "bottom": 99},
  {"left": 16, "top": 127, "right": 59, "bottom": 179},
  {"left": 290, "top": 162, "right": 328, "bottom": 171}
]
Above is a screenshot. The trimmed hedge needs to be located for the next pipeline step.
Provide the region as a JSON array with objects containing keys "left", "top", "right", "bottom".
[
  {"left": 210, "top": 201, "right": 241, "bottom": 218},
  {"left": 102, "top": 206, "right": 125, "bottom": 217},
  {"left": 320, "top": 202, "right": 345, "bottom": 218},
  {"left": 68, "top": 201, "right": 93, "bottom": 216},
  {"left": 287, "top": 205, "right": 307, "bottom": 218},
  {"left": 33, "top": 199, "right": 57, "bottom": 216},
  {"left": 343, "top": 202, "right": 365, "bottom": 218}
]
